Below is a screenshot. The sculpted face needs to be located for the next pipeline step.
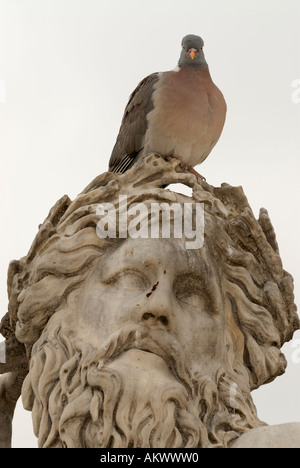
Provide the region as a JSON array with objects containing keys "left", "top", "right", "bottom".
[
  {"left": 7, "top": 157, "right": 298, "bottom": 448},
  {"left": 76, "top": 237, "right": 226, "bottom": 378},
  {"left": 21, "top": 236, "right": 262, "bottom": 447}
]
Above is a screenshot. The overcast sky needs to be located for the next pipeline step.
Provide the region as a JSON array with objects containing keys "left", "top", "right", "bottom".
[{"left": 0, "top": 0, "right": 299, "bottom": 448}]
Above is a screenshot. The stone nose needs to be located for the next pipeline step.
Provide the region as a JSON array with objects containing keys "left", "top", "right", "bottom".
[
  {"left": 140, "top": 280, "right": 172, "bottom": 328},
  {"left": 141, "top": 311, "right": 169, "bottom": 327}
]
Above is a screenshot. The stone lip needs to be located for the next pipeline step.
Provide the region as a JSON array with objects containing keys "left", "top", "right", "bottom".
[{"left": 96, "top": 323, "right": 194, "bottom": 397}]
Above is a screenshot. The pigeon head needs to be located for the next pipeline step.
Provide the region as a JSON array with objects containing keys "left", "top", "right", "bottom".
[{"left": 178, "top": 34, "right": 207, "bottom": 69}]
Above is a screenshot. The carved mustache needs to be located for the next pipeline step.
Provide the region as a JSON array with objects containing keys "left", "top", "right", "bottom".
[{"left": 88, "top": 323, "right": 194, "bottom": 397}]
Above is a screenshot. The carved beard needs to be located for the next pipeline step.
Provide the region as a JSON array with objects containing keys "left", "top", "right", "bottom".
[{"left": 22, "top": 323, "right": 262, "bottom": 448}]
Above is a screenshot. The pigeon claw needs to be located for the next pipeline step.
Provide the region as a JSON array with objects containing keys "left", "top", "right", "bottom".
[
  {"left": 173, "top": 155, "right": 206, "bottom": 181},
  {"left": 187, "top": 166, "right": 206, "bottom": 181},
  {"left": 173, "top": 155, "right": 187, "bottom": 170}
]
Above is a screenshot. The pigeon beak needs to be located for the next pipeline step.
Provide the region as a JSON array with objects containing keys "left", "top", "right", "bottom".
[{"left": 188, "top": 48, "right": 197, "bottom": 60}]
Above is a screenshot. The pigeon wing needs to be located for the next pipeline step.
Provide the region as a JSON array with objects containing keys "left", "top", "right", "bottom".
[{"left": 108, "top": 72, "right": 159, "bottom": 173}]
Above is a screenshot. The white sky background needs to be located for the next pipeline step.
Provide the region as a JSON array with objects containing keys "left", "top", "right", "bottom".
[{"left": 0, "top": 0, "right": 299, "bottom": 448}]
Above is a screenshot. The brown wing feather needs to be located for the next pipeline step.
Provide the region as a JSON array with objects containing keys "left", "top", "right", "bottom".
[{"left": 108, "top": 72, "right": 159, "bottom": 172}]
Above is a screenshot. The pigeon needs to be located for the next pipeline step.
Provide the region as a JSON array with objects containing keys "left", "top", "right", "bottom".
[{"left": 108, "top": 34, "right": 226, "bottom": 178}]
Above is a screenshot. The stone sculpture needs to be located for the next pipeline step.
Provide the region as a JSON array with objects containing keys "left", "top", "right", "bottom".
[{"left": 0, "top": 154, "right": 299, "bottom": 448}]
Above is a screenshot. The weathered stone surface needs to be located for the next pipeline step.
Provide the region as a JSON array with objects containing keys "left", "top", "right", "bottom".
[
  {"left": 0, "top": 313, "right": 28, "bottom": 447},
  {"left": 0, "top": 371, "right": 27, "bottom": 448},
  {"left": 1, "top": 154, "right": 299, "bottom": 448},
  {"left": 230, "top": 422, "right": 300, "bottom": 448}
]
